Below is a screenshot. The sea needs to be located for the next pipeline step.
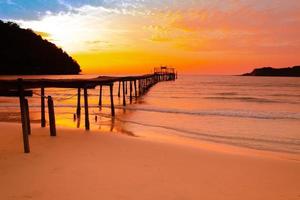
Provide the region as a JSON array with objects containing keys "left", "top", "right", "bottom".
[{"left": 0, "top": 75, "right": 299, "bottom": 156}]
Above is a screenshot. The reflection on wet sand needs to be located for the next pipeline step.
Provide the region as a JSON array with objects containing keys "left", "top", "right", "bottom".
[{"left": 68, "top": 103, "right": 136, "bottom": 137}]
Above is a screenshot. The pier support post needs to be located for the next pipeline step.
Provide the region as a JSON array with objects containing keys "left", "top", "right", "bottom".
[
  {"left": 122, "top": 81, "right": 126, "bottom": 106},
  {"left": 47, "top": 96, "right": 56, "bottom": 136},
  {"left": 98, "top": 85, "right": 103, "bottom": 107},
  {"left": 130, "top": 80, "right": 133, "bottom": 103},
  {"left": 138, "top": 80, "right": 141, "bottom": 96},
  {"left": 24, "top": 99, "right": 31, "bottom": 135},
  {"left": 118, "top": 81, "right": 121, "bottom": 97},
  {"left": 134, "top": 80, "right": 137, "bottom": 98},
  {"left": 77, "top": 88, "right": 81, "bottom": 116},
  {"left": 84, "top": 88, "right": 90, "bottom": 130},
  {"left": 18, "top": 79, "right": 30, "bottom": 153},
  {"left": 41, "top": 87, "right": 46, "bottom": 127},
  {"left": 125, "top": 81, "right": 128, "bottom": 95},
  {"left": 140, "top": 79, "right": 143, "bottom": 95},
  {"left": 109, "top": 84, "right": 115, "bottom": 117}
]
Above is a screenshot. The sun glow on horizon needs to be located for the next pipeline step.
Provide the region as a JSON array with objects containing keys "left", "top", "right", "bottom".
[{"left": 5, "top": 0, "right": 300, "bottom": 74}]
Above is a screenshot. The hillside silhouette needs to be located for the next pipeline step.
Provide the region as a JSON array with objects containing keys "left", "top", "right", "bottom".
[
  {"left": 0, "top": 20, "right": 81, "bottom": 75},
  {"left": 243, "top": 66, "right": 300, "bottom": 77}
]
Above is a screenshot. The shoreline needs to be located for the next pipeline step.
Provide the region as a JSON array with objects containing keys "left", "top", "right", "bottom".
[
  {"left": 1, "top": 122, "right": 300, "bottom": 200},
  {"left": 1, "top": 121, "right": 300, "bottom": 161}
]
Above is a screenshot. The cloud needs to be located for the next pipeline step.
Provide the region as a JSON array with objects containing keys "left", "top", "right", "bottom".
[
  {"left": 34, "top": 31, "right": 51, "bottom": 38},
  {"left": 1, "top": 0, "right": 299, "bottom": 73}
]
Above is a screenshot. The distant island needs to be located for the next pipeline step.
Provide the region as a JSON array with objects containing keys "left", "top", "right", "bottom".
[
  {"left": 242, "top": 66, "right": 300, "bottom": 77},
  {"left": 0, "top": 20, "right": 81, "bottom": 75}
]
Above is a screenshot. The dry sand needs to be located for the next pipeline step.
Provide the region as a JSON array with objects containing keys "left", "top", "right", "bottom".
[{"left": 0, "top": 122, "right": 299, "bottom": 200}]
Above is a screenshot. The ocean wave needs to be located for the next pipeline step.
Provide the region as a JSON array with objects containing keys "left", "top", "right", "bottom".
[
  {"left": 1, "top": 103, "right": 300, "bottom": 120},
  {"left": 119, "top": 106, "right": 300, "bottom": 120},
  {"left": 205, "top": 96, "right": 281, "bottom": 103},
  {"left": 116, "top": 118, "right": 300, "bottom": 154}
]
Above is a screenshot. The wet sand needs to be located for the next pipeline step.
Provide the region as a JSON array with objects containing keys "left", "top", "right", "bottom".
[{"left": 0, "top": 122, "right": 299, "bottom": 200}]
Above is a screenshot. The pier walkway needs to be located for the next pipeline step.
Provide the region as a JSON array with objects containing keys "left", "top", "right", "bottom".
[{"left": 0, "top": 67, "right": 177, "bottom": 153}]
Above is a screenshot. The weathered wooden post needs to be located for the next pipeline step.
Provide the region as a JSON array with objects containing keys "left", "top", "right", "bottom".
[
  {"left": 122, "top": 81, "right": 126, "bottom": 106},
  {"left": 138, "top": 79, "right": 141, "bottom": 96},
  {"left": 118, "top": 81, "right": 121, "bottom": 97},
  {"left": 47, "top": 96, "right": 56, "bottom": 136},
  {"left": 134, "top": 80, "right": 137, "bottom": 98},
  {"left": 41, "top": 87, "right": 46, "bottom": 127},
  {"left": 98, "top": 85, "right": 102, "bottom": 107},
  {"left": 84, "top": 87, "right": 90, "bottom": 130},
  {"left": 77, "top": 88, "right": 81, "bottom": 116},
  {"left": 125, "top": 81, "right": 128, "bottom": 95},
  {"left": 109, "top": 84, "right": 115, "bottom": 116},
  {"left": 17, "top": 78, "right": 30, "bottom": 153},
  {"left": 129, "top": 80, "right": 133, "bottom": 103},
  {"left": 24, "top": 99, "right": 31, "bottom": 135},
  {"left": 140, "top": 79, "right": 143, "bottom": 95}
]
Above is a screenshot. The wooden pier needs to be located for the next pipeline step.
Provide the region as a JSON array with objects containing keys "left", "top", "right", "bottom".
[{"left": 0, "top": 67, "right": 177, "bottom": 153}]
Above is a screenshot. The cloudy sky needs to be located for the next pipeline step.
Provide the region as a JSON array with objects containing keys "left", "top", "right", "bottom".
[{"left": 1, "top": 0, "right": 299, "bottom": 74}]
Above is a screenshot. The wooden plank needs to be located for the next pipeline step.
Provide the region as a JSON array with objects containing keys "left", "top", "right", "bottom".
[
  {"left": 0, "top": 90, "right": 32, "bottom": 97},
  {"left": 84, "top": 88, "right": 90, "bottom": 130},
  {"left": 47, "top": 96, "right": 56, "bottom": 136}
]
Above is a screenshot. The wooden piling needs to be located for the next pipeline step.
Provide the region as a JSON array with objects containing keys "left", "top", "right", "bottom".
[
  {"left": 84, "top": 88, "right": 90, "bottom": 130},
  {"left": 17, "top": 79, "right": 30, "bottom": 153},
  {"left": 138, "top": 79, "right": 142, "bottom": 96},
  {"left": 122, "top": 81, "right": 126, "bottom": 106},
  {"left": 24, "top": 99, "right": 31, "bottom": 135},
  {"left": 41, "top": 87, "right": 46, "bottom": 127},
  {"left": 109, "top": 84, "right": 115, "bottom": 116},
  {"left": 130, "top": 80, "right": 133, "bottom": 103},
  {"left": 140, "top": 79, "right": 143, "bottom": 95},
  {"left": 134, "top": 80, "right": 137, "bottom": 98},
  {"left": 47, "top": 96, "right": 56, "bottom": 136},
  {"left": 98, "top": 85, "right": 103, "bottom": 107},
  {"left": 118, "top": 81, "right": 121, "bottom": 97},
  {"left": 76, "top": 88, "right": 81, "bottom": 116},
  {"left": 125, "top": 81, "right": 128, "bottom": 95}
]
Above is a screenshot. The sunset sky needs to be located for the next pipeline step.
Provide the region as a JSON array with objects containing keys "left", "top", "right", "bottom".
[{"left": 0, "top": 0, "right": 299, "bottom": 74}]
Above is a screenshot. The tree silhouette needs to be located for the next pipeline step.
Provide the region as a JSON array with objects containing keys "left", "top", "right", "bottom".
[{"left": 0, "top": 20, "right": 81, "bottom": 75}]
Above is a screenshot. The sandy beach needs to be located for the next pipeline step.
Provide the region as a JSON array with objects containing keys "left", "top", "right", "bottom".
[{"left": 0, "top": 122, "right": 299, "bottom": 200}]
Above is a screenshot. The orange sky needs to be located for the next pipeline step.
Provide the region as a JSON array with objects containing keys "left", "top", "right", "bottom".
[{"left": 11, "top": 0, "right": 300, "bottom": 74}]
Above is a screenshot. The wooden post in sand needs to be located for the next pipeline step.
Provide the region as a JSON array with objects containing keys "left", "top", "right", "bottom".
[
  {"left": 41, "top": 87, "right": 46, "bottom": 127},
  {"left": 77, "top": 88, "right": 81, "bottom": 116},
  {"left": 24, "top": 99, "right": 31, "bottom": 135},
  {"left": 98, "top": 85, "right": 103, "bottom": 107},
  {"left": 17, "top": 79, "right": 30, "bottom": 153},
  {"left": 109, "top": 84, "right": 115, "bottom": 117},
  {"left": 47, "top": 96, "right": 56, "bottom": 136},
  {"left": 134, "top": 80, "right": 137, "bottom": 98},
  {"left": 118, "top": 81, "right": 121, "bottom": 97},
  {"left": 84, "top": 87, "right": 90, "bottom": 130},
  {"left": 122, "top": 81, "right": 126, "bottom": 106},
  {"left": 130, "top": 80, "right": 133, "bottom": 103},
  {"left": 139, "top": 79, "right": 142, "bottom": 95}
]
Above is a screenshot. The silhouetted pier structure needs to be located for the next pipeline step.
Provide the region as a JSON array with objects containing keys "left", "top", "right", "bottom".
[{"left": 0, "top": 67, "right": 177, "bottom": 153}]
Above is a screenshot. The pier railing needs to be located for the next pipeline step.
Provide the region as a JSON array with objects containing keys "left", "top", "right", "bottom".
[{"left": 0, "top": 70, "right": 177, "bottom": 153}]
